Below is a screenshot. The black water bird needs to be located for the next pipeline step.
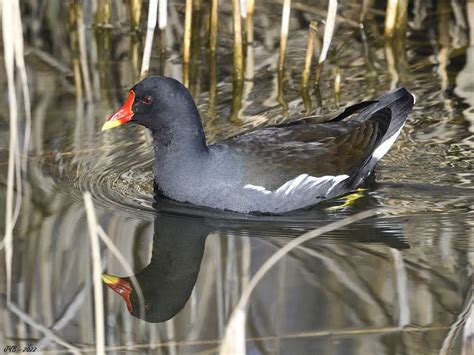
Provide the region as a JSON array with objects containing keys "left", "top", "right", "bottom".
[{"left": 102, "top": 76, "right": 414, "bottom": 213}]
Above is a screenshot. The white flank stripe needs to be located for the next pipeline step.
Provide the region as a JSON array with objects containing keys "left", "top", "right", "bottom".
[
  {"left": 280, "top": 174, "right": 308, "bottom": 195},
  {"left": 243, "top": 174, "right": 349, "bottom": 197},
  {"left": 243, "top": 184, "right": 272, "bottom": 194}
]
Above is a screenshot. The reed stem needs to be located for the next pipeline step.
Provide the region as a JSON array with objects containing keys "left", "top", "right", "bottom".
[
  {"left": 209, "top": 0, "right": 218, "bottom": 53},
  {"left": 318, "top": 0, "right": 337, "bottom": 65},
  {"left": 2, "top": 0, "right": 19, "bottom": 301},
  {"left": 384, "top": 39, "right": 399, "bottom": 89},
  {"left": 183, "top": 0, "right": 193, "bottom": 87},
  {"left": 244, "top": 0, "right": 255, "bottom": 80},
  {"left": 208, "top": 50, "right": 217, "bottom": 120},
  {"left": 129, "top": 0, "right": 142, "bottom": 29},
  {"left": 333, "top": 65, "right": 341, "bottom": 104},
  {"left": 140, "top": 0, "right": 158, "bottom": 78},
  {"left": 246, "top": 0, "right": 254, "bottom": 44},
  {"left": 183, "top": 0, "right": 193, "bottom": 64},
  {"left": 301, "top": 20, "right": 317, "bottom": 89},
  {"left": 95, "top": 0, "right": 111, "bottom": 27},
  {"left": 159, "top": 0, "right": 167, "bottom": 30},
  {"left": 396, "top": 0, "right": 408, "bottom": 36},
  {"left": 278, "top": 0, "right": 291, "bottom": 72},
  {"left": 384, "top": 0, "right": 398, "bottom": 38},
  {"left": 232, "top": 0, "right": 243, "bottom": 82},
  {"left": 84, "top": 192, "right": 105, "bottom": 355},
  {"left": 314, "top": 0, "right": 337, "bottom": 87}
]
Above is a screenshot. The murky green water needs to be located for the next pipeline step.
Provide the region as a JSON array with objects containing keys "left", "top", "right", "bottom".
[{"left": 1, "top": 1, "right": 473, "bottom": 354}]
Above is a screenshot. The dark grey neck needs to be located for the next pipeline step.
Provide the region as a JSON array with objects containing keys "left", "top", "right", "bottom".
[
  {"left": 151, "top": 106, "right": 208, "bottom": 157},
  {"left": 150, "top": 102, "right": 209, "bottom": 198}
]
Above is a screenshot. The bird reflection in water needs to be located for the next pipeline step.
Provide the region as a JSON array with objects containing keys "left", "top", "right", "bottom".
[
  {"left": 101, "top": 190, "right": 411, "bottom": 324},
  {"left": 102, "top": 211, "right": 211, "bottom": 322}
]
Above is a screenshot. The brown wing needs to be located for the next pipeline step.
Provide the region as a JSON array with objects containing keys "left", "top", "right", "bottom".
[{"left": 221, "top": 120, "right": 380, "bottom": 190}]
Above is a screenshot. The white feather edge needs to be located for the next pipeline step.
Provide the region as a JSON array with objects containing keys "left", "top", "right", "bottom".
[
  {"left": 371, "top": 125, "right": 404, "bottom": 160},
  {"left": 243, "top": 173, "right": 349, "bottom": 196}
]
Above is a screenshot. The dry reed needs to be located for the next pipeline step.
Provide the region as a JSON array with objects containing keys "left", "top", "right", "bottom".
[
  {"left": 159, "top": 0, "right": 167, "bottom": 30},
  {"left": 140, "top": 0, "right": 158, "bottom": 78},
  {"left": 318, "top": 0, "right": 337, "bottom": 65},
  {"left": 208, "top": 48, "right": 218, "bottom": 120},
  {"left": 129, "top": 0, "right": 142, "bottom": 29},
  {"left": 301, "top": 20, "right": 317, "bottom": 89},
  {"left": 183, "top": 0, "right": 193, "bottom": 64},
  {"left": 278, "top": 0, "right": 291, "bottom": 72},
  {"left": 384, "top": 40, "right": 399, "bottom": 89},
  {"left": 314, "top": 0, "right": 337, "bottom": 86},
  {"left": 232, "top": 0, "right": 244, "bottom": 82},
  {"left": 183, "top": 0, "right": 193, "bottom": 87},
  {"left": 95, "top": 0, "right": 111, "bottom": 27},
  {"left": 396, "top": 0, "right": 408, "bottom": 36},
  {"left": 228, "top": 0, "right": 244, "bottom": 122},
  {"left": 2, "top": 0, "right": 31, "bottom": 302},
  {"left": 76, "top": 4, "right": 93, "bottom": 102},
  {"left": 384, "top": 0, "right": 398, "bottom": 38},
  {"left": 244, "top": 0, "right": 255, "bottom": 80},
  {"left": 277, "top": 71, "right": 289, "bottom": 116},
  {"left": 2, "top": 0, "right": 19, "bottom": 301},
  {"left": 209, "top": 0, "right": 218, "bottom": 53},
  {"left": 246, "top": 0, "right": 254, "bottom": 44},
  {"left": 333, "top": 65, "right": 341, "bottom": 104},
  {"left": 84, "top": 192, "right": 105, "bottom": 355}
]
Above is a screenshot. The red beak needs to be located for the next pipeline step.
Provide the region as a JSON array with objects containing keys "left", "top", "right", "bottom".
[
  {"left": 102, "top": 274, "right": 133, "bottom": 312},
  {"left": 102, "top": 90, "right": 136, "bottom": 131}
]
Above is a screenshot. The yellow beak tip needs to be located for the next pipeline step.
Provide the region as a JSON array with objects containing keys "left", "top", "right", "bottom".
[
  {"left": 101, "top": 120, "right": 122, "bottom": 131},
  {"left": 102, "top": 274, "right": 120, "bottom": 285}
]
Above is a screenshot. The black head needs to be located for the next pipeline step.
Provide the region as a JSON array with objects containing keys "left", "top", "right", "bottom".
[
  {"left": 102, "top": 76, "right": 202, "bottom": 133},
  {"left": 102, "top": 76, "right": 207, "bottom": 152}
]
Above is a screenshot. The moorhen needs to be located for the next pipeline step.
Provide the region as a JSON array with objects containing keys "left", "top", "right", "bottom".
[{"left": 102, "top": 76, "right": 414, "bottom": 213}]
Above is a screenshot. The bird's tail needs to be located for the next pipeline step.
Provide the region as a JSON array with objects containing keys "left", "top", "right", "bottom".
[{"left": 351, "top": 88, "right": 415, "bottom": 187}]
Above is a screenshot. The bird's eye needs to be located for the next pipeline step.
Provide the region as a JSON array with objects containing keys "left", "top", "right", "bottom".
[{"left": 142, "top": 95, "right": 153, "bottom": 105}]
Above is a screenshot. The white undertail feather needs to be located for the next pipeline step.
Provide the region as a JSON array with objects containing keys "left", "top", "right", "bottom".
[{"left": 372, "top": 126, "right": 404, "bottom": 161}]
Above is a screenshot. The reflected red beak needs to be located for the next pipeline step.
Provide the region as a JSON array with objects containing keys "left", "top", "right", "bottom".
[
  {"left": 102, "top": 274, "right": 133, "bottom": 312},
  {"left": 102, "top": 90, "right": 135, "bottom": 131}
]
